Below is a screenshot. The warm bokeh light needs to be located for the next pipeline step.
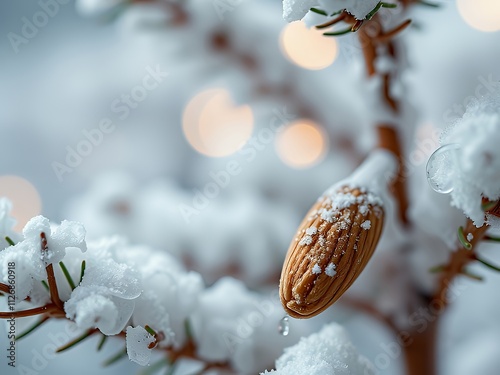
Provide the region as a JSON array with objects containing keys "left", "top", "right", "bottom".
[
  {"left": 275, "top": 119, "right": 328, "bottom": 169},
  {"left": 457, "top": 0, "right": 500, "bottom": 32},
  {"left": 183, "top": 88, "right": 254, "bottom": 157},
  {"left": 0, "top": 175, "right": 42, "bottom": 231},
  {"left": 280, "top": 21, "right": 338, "bottom": 70}
]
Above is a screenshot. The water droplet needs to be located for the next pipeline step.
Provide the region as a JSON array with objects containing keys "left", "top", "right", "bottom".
[
  {"left": 426, "top": 143, "right": 461, "bottom": 194},
  {"left": 278, "top": 315, "right": 290, "bottom": 336}
]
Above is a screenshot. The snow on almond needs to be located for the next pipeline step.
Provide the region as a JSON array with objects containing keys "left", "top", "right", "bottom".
[
  {"left": 312, "top": 263, "right": 321, "bottom": 274},
  {"left": 325, "top": 263, "right": 337, "bottom": 277}
]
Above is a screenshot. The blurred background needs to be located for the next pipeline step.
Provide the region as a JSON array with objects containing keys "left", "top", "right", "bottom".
[{"left": 1, "top": 0, "right": 500, "bottom": 374}]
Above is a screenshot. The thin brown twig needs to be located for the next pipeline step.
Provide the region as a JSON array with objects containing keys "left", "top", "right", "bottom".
[
  {"left": 378, "top": 125, "right": 409, "bottom": 223},
  {"left": 383, "top": 73, "right": 398, "bottom": 112},
  {"left": 433, "top": 219, "right": 489, "bottom": 307},
  {"left": 352, "top": 19, "right": 364, "bottom": 31},
  {"left": 340, "top": 296, "right": 399, "bottom": 333},
  {"left": 356, "top": 13, "right": 409, "bottom": 224},
  {"left": 0, "top": 283, "right": 10, "bottom": 294},
  {"left": 41, "top": 232, "right": 64, "bottom": 311},
  {"left": 0, "top": 304, "right": 63, "bottom": 319},
  {"left": 374, "top": 19, "right": 412, "bottom": 43},
  {"left": 315, "top": 12, "right": 347, "bottom": 29},
  {"left": 356, "top": 21, "right": 378, "bottom": 76}
]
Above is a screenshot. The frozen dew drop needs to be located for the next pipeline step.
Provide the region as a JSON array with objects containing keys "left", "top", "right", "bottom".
[
  {"left": 278, "top": 315, "right": 290, "bottom": 336},
  {"left": 426, "top": 143, "right": 461, "bottom": 194}
]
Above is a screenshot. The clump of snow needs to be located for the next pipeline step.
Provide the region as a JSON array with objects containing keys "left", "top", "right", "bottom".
[
  {"left": 282, "top": 0, "right": 318, "bottom": 22},
  {"left": 126, "top": 326, "right": 156, "bottom": 366},
  {"left": 320, "top": 208, "right": 336, "bottom": 223},
  {"left": 0, "top": 216, "right": 87, "bottom": 301},
  {"left": 306, "top": 226, "right": 317, "bottom": 235},
  {"left": 318, "top": 235, "right": 326, "bottom": 246},
  {"left": 65, "top": 251, "right": 141, "bottom": 335},
  {"left": 190, "top": 277, "right": 315, "bottom": 373},
  {"left": 359, "top": 205, "right": 369, "bottom": 215},
  {"left": 23, "top": 216, "right": 87, "bottom": 266},
  {"left": 261, "top": 322, "right": 375, "bottom": 375},
  {"left": 118, "top": 243, "right": 203, "bottom": 349},
  {"left": 190, "top": 277, "right": 259, "bottom": 363},
  {"left": 361, "top": 220, "right": 371, "bottom": 230},
  {"left": 435, "top": 85, "right": 500, "bottom": 227},
  {"left": 283, "top": 0, "right": 381, "bottom": 22},
  {"left": 312, "top": 263, "right": 321, "bottom": 274},
  {"left": 325, "top": 263, "right": 337, "bottom": 277},
  {"left": 299, "top": 235, "right": 313, "bottom": 246}
]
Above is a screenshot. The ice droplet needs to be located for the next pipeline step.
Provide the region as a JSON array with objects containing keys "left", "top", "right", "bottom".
[
  {"left": 278, "top": 315, "right": 290, "bottom": 336},
  {"left": 426, "top": 143, "right": 461, "bottom": 194}
]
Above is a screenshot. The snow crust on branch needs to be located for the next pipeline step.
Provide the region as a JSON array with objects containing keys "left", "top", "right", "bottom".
[
  {"left": 283, "top": 0, "right": 381, "bottom": 22},
  {"left": 436, "top": 84, "right": 500, "bottom": 227}
]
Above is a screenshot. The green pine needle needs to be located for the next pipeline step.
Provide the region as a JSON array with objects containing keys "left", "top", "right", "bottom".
[
  {"left": 16, "top": 317, "right": 49, "bottom": 341},
  {"left": 56, "top": 329, "right": 96, "bottom": 353},
  {"left": 458, "top": 226, "right": 472, "bottom": 250},
  {"left": 324, "top": 27, "right": 353, "bottom": 36},
  {"left": 102, "top": 348, "right": 127, "bottom": 367},
  {"left": 80, "top": 260, "right": 86, "bottom": 284},
  {"left": 5, "top": 236, "right": 15, "bottom": 246},
  {"left": 484, "top": 235, "right": 500, "bottom": 243},
  {"left": 145, "top": 325, "right": 157, "bottom": 336},
  {"left": 310, "top": 7, "right": 328, "bottom": 16},
  {"left": 59, "top": 261, "right": 76, "bottom": 290},
  {"left": 476, "top": 257, "right": 500, "bottom": 272},
  {"left": 184, "top": 319, "right": 193, "bottom": 340},
  {"left": 429, "top": 264, "right": 446, "bottom": 273},
  {"left": 97, "top": 335, "right": 108, "bottom": 351},
  {"left": 462, "top": 269, "right": 484, "bottom": 281},
  {"left": 482, "top": 200, "right": 498, "bottom": 211},
  {"left": 367, "top": 2, "right": 382, "bottom": 19},
  {"left": 418, "top": 0, "right": 440, "bottom": 7}
]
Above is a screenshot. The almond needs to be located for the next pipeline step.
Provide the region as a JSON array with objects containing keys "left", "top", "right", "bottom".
[{"left": 279, "top": 185, "right": 384, "bottom": 319}]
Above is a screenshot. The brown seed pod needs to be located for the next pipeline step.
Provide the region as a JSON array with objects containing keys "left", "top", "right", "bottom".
[{"left": 279, "top": 185, "right": 385, "bottom": 319}]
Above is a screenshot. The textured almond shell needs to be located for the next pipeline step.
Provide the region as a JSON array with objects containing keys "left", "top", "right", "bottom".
[{"left": 279, "top": 187, "right": 384, "bottom": 319}]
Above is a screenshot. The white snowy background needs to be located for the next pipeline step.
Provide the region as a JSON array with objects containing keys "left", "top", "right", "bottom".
[{"left": 1, "top": 0, "right": 500, "bottom": 374}]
